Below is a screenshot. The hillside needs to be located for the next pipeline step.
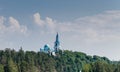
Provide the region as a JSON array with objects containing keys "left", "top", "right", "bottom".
[{"left": 0, "top": 48, "right": 120, "bottom": 72}]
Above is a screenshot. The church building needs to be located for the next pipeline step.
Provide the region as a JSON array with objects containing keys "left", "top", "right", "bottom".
[{"left": 40, "top": 33, "right": 60, "bottom": 54}]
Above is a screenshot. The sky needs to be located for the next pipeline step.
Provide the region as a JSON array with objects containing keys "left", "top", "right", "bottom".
[{"left": 0, "top": 0, "right": 120, "bottom": 60}]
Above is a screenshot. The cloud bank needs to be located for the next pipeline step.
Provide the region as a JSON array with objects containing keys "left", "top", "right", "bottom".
[
  {"left": 1, "top": 10, "right": 120, "bottom": 43},
  {"left": 33, "top": 11, "right": 120, "bottom": 41}
]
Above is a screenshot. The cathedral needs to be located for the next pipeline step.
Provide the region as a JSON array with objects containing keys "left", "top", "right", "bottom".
[{"left": 40, "top": 33, "right": 60, "bottom": 54}]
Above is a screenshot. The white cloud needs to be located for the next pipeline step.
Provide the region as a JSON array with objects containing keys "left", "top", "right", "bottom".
[
  {"left": 46, "top": 17, "right": 53, "bottom": 24},
  {"left": 33, "top": 13, "right": 56, "bottom": 33},
  {"left": 79, "top": 11, "right": 120, "bottom": 37},
  {"left": 33, "top": 13, "right": 44, "bottom": 26},
  {"left": 0, "top": 16, "right": 27, "bottom": 34},
  {"left": 45, "top": 17, "right": 56, "bottom": 33},
  {"left": 9, "top": 17, "right": 20, "bottom": 30},
  {"left": 8, "top": 17, "right": 27, "bottom": 34}
]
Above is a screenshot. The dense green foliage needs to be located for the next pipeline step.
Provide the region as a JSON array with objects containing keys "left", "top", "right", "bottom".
[{"left": 0, "top": 48, "right": 120, "bottom": 72}]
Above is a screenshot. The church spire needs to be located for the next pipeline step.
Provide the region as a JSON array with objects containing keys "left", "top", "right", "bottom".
[
  {"left": 54, "top": 32, "right": 60, "bottom": 52},
  {"left": 56, "top": 32, "right": 59, "bottom": 41}
]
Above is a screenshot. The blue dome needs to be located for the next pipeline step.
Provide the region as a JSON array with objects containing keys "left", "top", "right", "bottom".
[
  {"left": 44, "top": 44, "right": 50, "bottom": 51},
  {"left": 44, "top": 44, "right": 50, "bottom": 48}
]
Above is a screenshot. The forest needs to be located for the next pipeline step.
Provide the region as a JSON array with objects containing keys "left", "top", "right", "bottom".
[{"left": 0, "top": 48, "right": 120, "bottom": 72}]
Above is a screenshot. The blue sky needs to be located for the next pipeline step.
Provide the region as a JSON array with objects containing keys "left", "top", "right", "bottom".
[{"left": 1, "top": 0, "right": 120, "bottom": 60}]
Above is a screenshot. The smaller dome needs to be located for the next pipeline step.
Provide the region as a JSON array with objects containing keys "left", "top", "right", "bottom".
[
  {"left": 44, "top": 44, "right": 50, "bottom": 48},
  {"left": 44, "top": 44, "right": 50, "bottom": 51}
]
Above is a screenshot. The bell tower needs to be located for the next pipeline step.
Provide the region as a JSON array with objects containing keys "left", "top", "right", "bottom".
[{"left": 54, "top": 32, "right": 60, "bottom": 52}]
